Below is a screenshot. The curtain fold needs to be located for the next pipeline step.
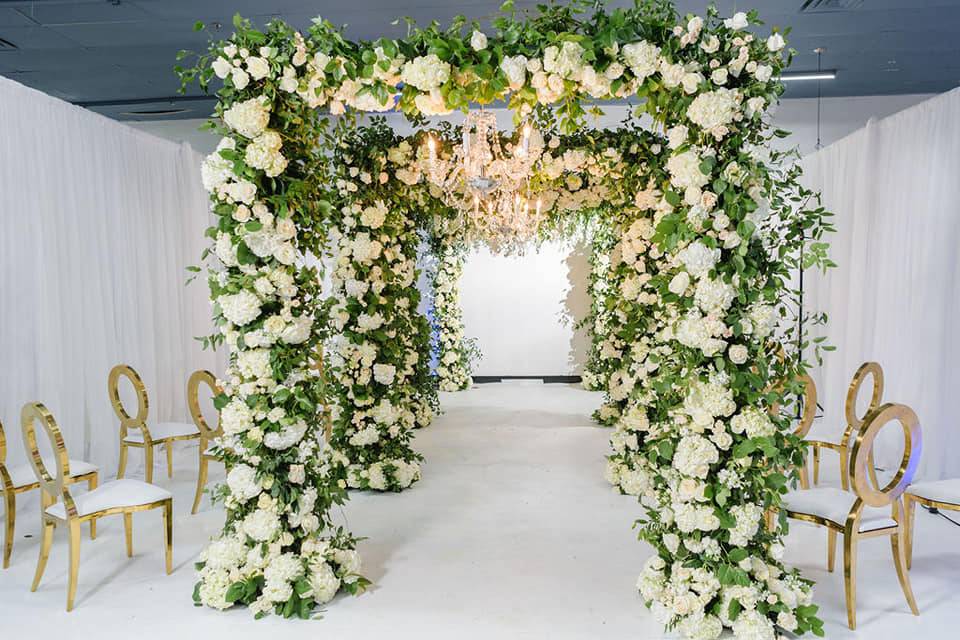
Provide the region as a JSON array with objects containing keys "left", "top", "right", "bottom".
[
  {"left": 802, "top": 87, "right": 960, "bottom": 480},
  {"left": 0, "top": 76, "right": 219, "bottom": 472}
]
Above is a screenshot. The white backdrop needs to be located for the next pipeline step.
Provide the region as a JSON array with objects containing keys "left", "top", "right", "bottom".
[
  {"left": 0, "top": 76, "right": 218, "bottom": 473},
  {"left": 802, "top": 88, "right": 960, "bottom": 481}
]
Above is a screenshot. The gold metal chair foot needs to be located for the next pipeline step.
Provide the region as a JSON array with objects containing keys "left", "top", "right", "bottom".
[{"left": 123, "top": 512, "right": 133, "bottom": 558}]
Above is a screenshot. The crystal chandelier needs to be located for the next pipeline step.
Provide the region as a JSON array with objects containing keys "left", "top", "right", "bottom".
[{"left": 424, "top": 109, "right": 544, "bottom": 249}]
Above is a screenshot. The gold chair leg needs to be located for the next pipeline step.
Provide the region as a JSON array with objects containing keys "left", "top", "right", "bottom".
[
  {"left": 32, "top": 519, "right": 55, "bottom": 591},
  {"left": 144, "top": 444, "right": 154, "bottom": 485},
  {"left": 905, "top": 496, "right": 916, "bottom": 570},
  {"left": 839, "top": 446, "right": 850, "bottom": 491},
  {"left": 87, "top": 474, "right": 98, "bottom": 540},
  {"left": 892, "top": 523, "right": 920, "bottom": 615},
  {"left": 162, "top": 499, "right": 173, "bottom": 574},
  {"left": 192, "top": 454, "right": 208, "bottom": 515},
  {"left": 166, "top": 441, "right": 174, "bottom": 479},
  {"left": 827, "top": 528, "right": 837, "bottom": 572},
  {"left": 812, "top": 445, "right": 821, "bottom": 486},
  {"left": 117, "top": 443, "right": 129, "bottom": 479},
  {"left": 123, "top": 512, "right": 133, "bottom": 558},
  {"left": 3, "top": 489, "right": 14, "bottom": 569},
  {"left": 66, "top": 520, "right": 81, "bottom": 612},
  {"left": 844, "top": 531, "right": 858, "bottom": 630}
]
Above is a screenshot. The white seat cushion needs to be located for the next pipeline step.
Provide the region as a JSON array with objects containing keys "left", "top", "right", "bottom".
[
  {"left": 783, "top": 487, "right": 897, "bottom": 532},
  {"left": 907, "top": 479, "right": 960, "bottom": 507},
  {"left": 45, "top": 479, "right": 171, "bottom": 519},
  {"left": 123, "top": 421, "right": 199, "bottom": 443},
  {"left": 4, "top": 458, "right": 99, "bottom": 489}
]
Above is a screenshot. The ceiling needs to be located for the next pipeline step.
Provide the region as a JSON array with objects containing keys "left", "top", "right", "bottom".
[{"left": 1, "top": 0, "right": 958, "bottom": 121}]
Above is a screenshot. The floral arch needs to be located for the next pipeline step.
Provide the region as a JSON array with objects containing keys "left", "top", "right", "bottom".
[{"left": 179, "top": 1, "right": 831, "bottom": 637}]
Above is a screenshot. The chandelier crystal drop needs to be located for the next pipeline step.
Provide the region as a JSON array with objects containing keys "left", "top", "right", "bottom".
[{"left": 424, "top": 108, "right": 544, "bottom": 251}]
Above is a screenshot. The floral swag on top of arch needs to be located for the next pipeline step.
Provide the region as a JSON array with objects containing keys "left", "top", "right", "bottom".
[{"left": 178, "top": 0, "right": 833, "bottom": 636}]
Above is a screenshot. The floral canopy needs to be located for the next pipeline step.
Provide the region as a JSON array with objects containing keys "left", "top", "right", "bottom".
[{"left": 178, "top": 1, "right": 832, "bottom": 637}]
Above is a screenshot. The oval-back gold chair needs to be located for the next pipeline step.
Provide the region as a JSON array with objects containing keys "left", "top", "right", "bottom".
[
  {"left": 808, "top": 362, "right": 883, "bottom": 490},
  {"left": 188, "top": 370, "right": 222, "bottom": 514},
  {"left": 792, "top": 372, "right": 818, "bottom": 489},
  {"left": 22, "top": 403, "right": 173, "bottom": 611},
  {"left": 2, "top": 417, "right": 98, "bottom": 569},
  {"left": 109, "top": 364, "right": 199, "bottom": 483},
  {"left": 783, "top": 402, "right": 921, "bottom": 629}
]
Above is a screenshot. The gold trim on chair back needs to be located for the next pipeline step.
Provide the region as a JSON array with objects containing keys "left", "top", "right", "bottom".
[
  {"left": 0, "top": 418, "right": 7, "bottom": 466},
  {"left": 187, "top": 370, "right": 222, "bottom": 440},
  {"left": 794, "top": 373, "right": 818, "bottom": 439},
  {"left": 20, "top": 403, "right": 77, "bottom": 518},
  {"left": 844, "top": 362, "right": 884, "bottom": 435},
  {"left": 849, "top": 403, "right": 921, "bottom": 508},
  {"left": 108, "top": 364, "right": 150, "bottom": 441}
]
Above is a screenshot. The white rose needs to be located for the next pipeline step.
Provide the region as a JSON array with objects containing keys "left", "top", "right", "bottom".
[
  {"left": 212, "top": 56, "right": 232, "bottom": 79},
  {"left": 724, "top": 11, "right": 749, "bottom": 30},
  {"left": 728, "top": 344, "right": 748, "bottom": 364},
  {"left": 668, "top": 272, "right": 690, "bottom": 296},
  {"left": 231, "top": 68, "right": 250, "bottom": 90},
  {"left": 470, "top": 30, "right": 488, "bottom": 51},
  {"left": 767, "top": 33, "right": 786, "bottom": 52},
  {"left": 246, "top": 56, "right": 270, "bottom": 80}
]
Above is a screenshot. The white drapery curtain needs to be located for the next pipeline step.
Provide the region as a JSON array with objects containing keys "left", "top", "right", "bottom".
[
  {"left": 801, "top": 87, "right": 960, "bottom": 481},
  {"left": 0, "top": 76, "right": 219, "bottom": 473}
]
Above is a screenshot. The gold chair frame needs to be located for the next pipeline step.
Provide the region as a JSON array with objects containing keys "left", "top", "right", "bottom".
[
  {"left": 808, "top": 362, "right": 883, "bottom": 490},
  {"left": 188, "top": 370, "right": 222, "bottom": 514},
  {"left": 22, "top": 403, "right": 173, "bottom": 611},
  {"left": 903, "top": 490, "right": 960, "bottom": 570},
  {"left": 110, "top": 364, "right": 200, "bottom": 483},
  {"left": 2, "top": 418, "right": 98, "bottom": 569},
  {"left": 786, "top": 402, "right": 921, "bottom": 629}
]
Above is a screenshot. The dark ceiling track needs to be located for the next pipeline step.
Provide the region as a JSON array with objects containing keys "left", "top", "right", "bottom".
[{"left": 73, "top": 95, "right": 216, "bottom": 108}]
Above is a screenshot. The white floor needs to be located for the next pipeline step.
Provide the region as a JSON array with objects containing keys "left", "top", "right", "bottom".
[{"left": 1, "top": 382, "right": 959, "bottom": 638}]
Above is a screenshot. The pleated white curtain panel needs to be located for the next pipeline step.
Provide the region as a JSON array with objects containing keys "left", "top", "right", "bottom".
[
  {"left": 802, "top": 87, "right": 960, "bottom": 481},
  {"left": 0, "top": 76, "right": 219, "bottom": 472}
]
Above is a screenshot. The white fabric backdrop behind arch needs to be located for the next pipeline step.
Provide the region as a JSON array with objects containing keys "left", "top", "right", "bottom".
[
  {"left": 801, "top": 87, "right": 960, "bottom": 481},
  {"left": 0, "top": 76, "right": 219, "bottom": 473}
]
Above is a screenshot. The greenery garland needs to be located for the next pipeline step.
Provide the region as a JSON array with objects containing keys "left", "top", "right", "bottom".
[{"left": 177, "top": 2, "right": 835, "bottom": 636}]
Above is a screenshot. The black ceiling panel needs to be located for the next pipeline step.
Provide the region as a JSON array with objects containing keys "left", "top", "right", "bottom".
[{"left": 0, "top": 0, "right": 957, "bottom": 120}]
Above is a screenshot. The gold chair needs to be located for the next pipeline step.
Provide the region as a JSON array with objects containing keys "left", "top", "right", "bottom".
[
  {"left": 109, "top": 364, "right": 200, "bottom": 484},
  {"left": 904, "top": 479, "right": 960, "bottom": 569},
  {"left": 23, "top": 402, "right": 173, "bottom": 611},
  {"left": 2, "top": 417, "right": 98, "bottom": 569},
  {"left": 188, "top": 370, "right": 223, "bottom": 514},
  {"left": 782, "top": 402, "right": 921, "bottom": 629},
  {"left": 807, "top": 362, "right": 883, "bottom": 490}
]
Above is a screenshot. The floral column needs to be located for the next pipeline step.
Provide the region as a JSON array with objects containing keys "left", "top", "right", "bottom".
[{"left": 429, "top": 241, "right": 477, "bottom": 391}]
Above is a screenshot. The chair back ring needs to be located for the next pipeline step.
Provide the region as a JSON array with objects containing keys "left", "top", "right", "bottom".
[
  {"left": 188, "top": 370, "right": 222, "bottom": 440},
  {"left": 794, "top": 372, "right": 818, "bottom": 439},
  {"left": 850, "top": 402, "right": 921, "bottom": 508},
  {"left": 845, "top": 361, "right": 883, "bottom": 431},
  {"left": 108, "top": 364, "right": 149, "bottom": 434},
  {"left": 21, "top": 402, "right": 77, "bottom": 517},
  {"left": 0, "top": 418, "right": 7, "bottom": 465}
]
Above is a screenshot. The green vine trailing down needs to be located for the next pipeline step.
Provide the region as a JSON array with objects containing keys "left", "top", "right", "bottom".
[{"left": 177, "top": 1, "right": 834, "bottom": 635}]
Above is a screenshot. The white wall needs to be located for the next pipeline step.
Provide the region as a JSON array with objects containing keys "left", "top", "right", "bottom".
[{"left": 130, "top": 92, "right": 935, "bottom": 375}]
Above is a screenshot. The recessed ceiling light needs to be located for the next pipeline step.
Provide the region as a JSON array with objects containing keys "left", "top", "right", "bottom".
[{"left": 779, "top": 70, "right": 837, "bottom": 81}]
